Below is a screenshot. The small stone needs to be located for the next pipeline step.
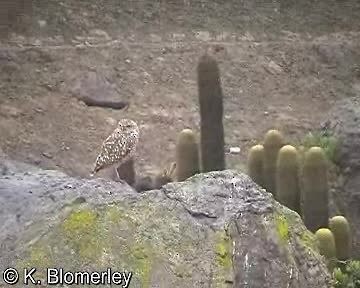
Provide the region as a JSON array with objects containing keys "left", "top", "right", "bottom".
[
  {"left": 125, "top": 59, "right": 131, "bottom": 64},
  {"left": 229, "top": 147, "right": 241, "bottom": 154},
  {"left": 344, "top": 167, "right": 351, "bottom": 174},
  {"left": 42, "top": 152, "right": 53, "bottom": 159},
  {"left": 38, "top": 20, "right": 47, "bottom": 28},
  {"left": 264, "top": 111, "right": 269, "bottom": 116}
]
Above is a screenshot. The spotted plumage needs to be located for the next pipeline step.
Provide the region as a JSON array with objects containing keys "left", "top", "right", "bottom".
[{"left": 92, "top": 119, "right": 139, "bottom": 176}]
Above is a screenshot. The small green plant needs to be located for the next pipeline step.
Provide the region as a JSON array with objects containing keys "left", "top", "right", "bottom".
[
  {"left": 303, "top": 131, "right": 340, "bottom": 164},
  {"left": 333, "top": 260, "right": 360, "bottom": 288}
]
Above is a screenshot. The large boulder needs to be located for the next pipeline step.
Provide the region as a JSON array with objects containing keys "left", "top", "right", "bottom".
[
  {"left": 321, "top": 97, "right": 360, "bottom": 257},
  {"left": 0, "top": 157, "right": 331, "bottom": 287}
]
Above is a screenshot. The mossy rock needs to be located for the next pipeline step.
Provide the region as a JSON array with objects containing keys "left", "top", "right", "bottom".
[{"left": 1, "top": 164, "right": 332, "bottom": 288}]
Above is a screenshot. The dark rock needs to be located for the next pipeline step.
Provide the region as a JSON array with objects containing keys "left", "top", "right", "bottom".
[
  {"left": 133, "top": 175, "right": 154, "bottom": 192},
  {"left": 321, "top": 97, "right": 360, "bottom": 257},
  {"left": 115, "top": 158, "right": 136, "bottom": 185},
  {"left": 67, "top": 71, "right": 129, "bottom": 109},
  {"left": 0, "top": 155, "right": 331, "bottom": 287}
]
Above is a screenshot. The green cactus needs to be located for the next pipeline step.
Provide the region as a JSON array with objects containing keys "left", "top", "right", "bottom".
[
  {"left": 263, "top": 129, "right": 284, "bottom": 195},
  {"left": 276, "top": 145, "right": 301, "bottom": 214},
  {"left": 176, "top": 129, "right": 200, "bottom": 181},
  {"left": 247, "top": 144, "right": 265, "bottom": 187},
  {"left": 329, "top": 216, "right": 352, "bottom": 261},
  {"left": 197, "top": 53, "right": 225, "bottom": 172},
  {"left": 302, "top": 146, "right": 329, "bottom": 232},
  {"left": 315, "top": 228, "right": 337, "bottom": 271}
]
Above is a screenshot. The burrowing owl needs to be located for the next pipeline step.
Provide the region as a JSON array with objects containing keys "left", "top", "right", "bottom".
[{"left": 91, "top": 118, "right": 139, "bottom": 179}]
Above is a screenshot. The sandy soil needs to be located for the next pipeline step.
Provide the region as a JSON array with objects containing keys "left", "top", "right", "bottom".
[{"left": 0, "top": 0, "right": 360, "bottom": 181}]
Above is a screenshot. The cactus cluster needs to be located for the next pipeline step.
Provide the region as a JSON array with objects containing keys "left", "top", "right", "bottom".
[
  {"left": 134, "top": 53, "right": 225, "bottom": 191},
  {"left": 314, "top": 216, "right": 352, "bottom": 272},
  {"left": 246, "top": 130, "right": 332, "bottom": 233}
]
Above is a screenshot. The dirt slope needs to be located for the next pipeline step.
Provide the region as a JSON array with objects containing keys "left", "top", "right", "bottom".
[{"left": 0, "top": 0, "right": 359, "bottom": 180}]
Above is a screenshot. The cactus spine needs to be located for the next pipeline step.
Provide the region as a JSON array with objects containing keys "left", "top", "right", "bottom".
[
  {"left": 315, "top": 228, "right": 337, "bottom": 271},
  {"left": 175, "top": 129, "right": 200, "bottom": 181},
  {"left": 276, "top": 145, "right": 301, "bottom": 214},
  {"left": 263, "top": 129, "right": 284, "bottom": 195},
  {"left": 197, "top": 53, "right": 225, "bottom": 172},
  {"left": 247, "top": 144, "right": 265, "bottom": 187},
  {"left": 329, "top": 216, "right": 351, "bottom": 261},
  {"left": 302, "top": 146, "right": 329, "bottom": 232}
]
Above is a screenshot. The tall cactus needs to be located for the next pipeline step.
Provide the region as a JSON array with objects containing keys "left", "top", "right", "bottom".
[
  {"left": 176, "top": 129, "right": 200, "bottom": 181},
  {"left": 247, "top": 144, "right": 265, "bottom": 187},
  {"left": 315, "top": 228, "right": 337, "bottom": 271},
  {"left": 276, "top": 145, "right": 301, "bottom": 214},
  {"left": 329, "top": 216, "right": 351, "bottom": 261},
  {"left": 263, "top": 129, "right": 284, "bottom": 195},
  {"left": 197, "top": 53, "right": 225, "bottom": 172},
  {"left": 302, "top": 146, "right": 329, "bottom": 232}
]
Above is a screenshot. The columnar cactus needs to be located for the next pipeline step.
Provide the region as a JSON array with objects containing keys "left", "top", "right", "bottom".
[
  {"left": 302, "top": 146, "right": 329, "bottom": 232},
  {"left": 197, "top": 53, "right": 225, "bottom": 172},
  {"left": 176, "top": 129, "right": 200, "bottom": 181},
  {"left": 329, "top": 216, "right": 351, "bottom": 261},
  {"left": 247, "top": 144, "right": 265, "bottom": 187},
  {"left": 276, "top": 145, "right": 301, "bottom": 214},
  {"left": 263, "top": 129, "right": 284, "bottom": 195},
  {"left": 315, "top": 228, "right": 337, "bottom": 271}
]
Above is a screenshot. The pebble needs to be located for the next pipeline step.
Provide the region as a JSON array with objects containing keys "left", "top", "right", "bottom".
[
  {"left": 229, "top": 147, "right": 241, "bottom": 154},
  {"left": 42, "top": 152, "right": 53, "bottom": 159},
  {"left": 38, "top": 20, "right": 47, "bottom": 28}
]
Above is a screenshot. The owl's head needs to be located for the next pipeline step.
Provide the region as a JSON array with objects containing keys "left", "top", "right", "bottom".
[{"left": 117, "top": 118, "right": 139, "bottom": 134}]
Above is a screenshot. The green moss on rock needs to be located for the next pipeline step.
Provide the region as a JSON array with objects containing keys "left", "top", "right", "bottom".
[
  {"left": 213, "top": 230, "right": 233, "bottom": 287},
  {"left": 276, "top": 215, "right": 290, "bottom": 244},
  {"left": 128, "top": 241, "right": 154, "bottom": 287},
  {"left": 300, "top": 231, "right": 318, "bottom": 251},
  {"left": 215, "top": 231, "right": 232, "bottom": 268},
  {"left": 61, "top": 208, "right": 103, "bottom": 260},
  {"left": 16, "top": 199, "right": 238, "bottom": 287}
]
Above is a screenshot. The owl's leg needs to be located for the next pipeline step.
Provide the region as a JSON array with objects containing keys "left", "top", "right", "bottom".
[{"left": 114, "top": 167, "right": 127, "bottom": 185}]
